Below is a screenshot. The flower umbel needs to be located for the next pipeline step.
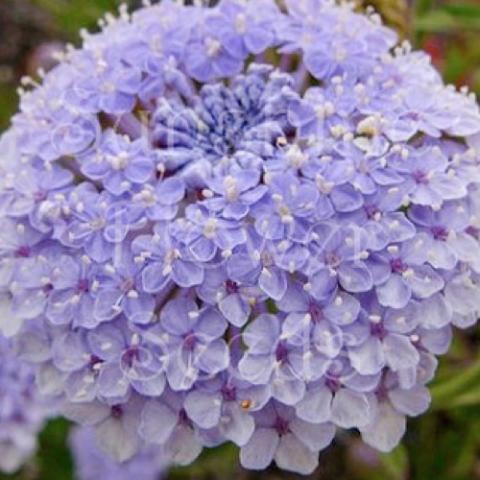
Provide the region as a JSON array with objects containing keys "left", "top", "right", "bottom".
[{"left": 2, "top": 0, "right": 480, "bottom": 475}]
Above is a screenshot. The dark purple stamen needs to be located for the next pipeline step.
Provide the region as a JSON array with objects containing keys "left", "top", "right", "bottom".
[
  {"left": 15, "top": 246, "right": 31, "bottom": 258},
  {"left": 120, "top": 278, "right": 135, "bottom": 293},
  {"left": 184, "top": 332, "right": 197, "bottom": 350},
  {"left": 123, "top": 347, "right": 139, "bottom": 367},
  {"left": 275, "top": 342, "right": 289, "bottom": 363},
  {"left": 390, "top": 258, "right": 407, "bottom": 274},
  {"left": 221, "top": 384, "right": 237, "bottom": 402},
  {"left": 89, "top": 355, "right": 102, "bottom": 367},
  {"left": 178, "top": 408, "right": 192, "bottom": 427},
  {"left": 225, "top": 280, "right": 239, "bottom": 295},
  {"left": 308, "top": 303, "right": 324, "bottom": 323},
  {"left": 34, "top": 190, "right": 47, "bottom": 202},
  {"left": 195, "top": 189, "right": 207, "bottom": 201},
  {"left": 364, "top": 203, "right": 380, "bottom": 220},
  {"left": 325, "top": 251, "right": 341, "bottom": 269},
  {"left": 375, "top": 384, "right": 389, "bottom": 402},
  {"left": 412, "top": 170, "right": 429, "bottom": 184},
  {"left": 111, "top": 405, "right": 123, "bottom": 419},
  {"left": 325, "top": 376, "right": 341, "bottom": 393},
  {"left": 370, "top": 321, "right": 386, "bottom": 340},
  {"left": 466, "top": 225, "right": 480, "bottom": 239},
  {"left": 78, "top": 279, "right": 89, "bottom": 293},
  {"left": 274, "top": 416, "right": 290, "bottom": 436},
  {"left": 431, "top": 226, "right": 449, "bottom": 241}
]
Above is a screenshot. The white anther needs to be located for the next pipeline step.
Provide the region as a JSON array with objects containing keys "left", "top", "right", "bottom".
[
  {"left": 188, "top": 310, "right": 200, "bottom": 320},
  {"left": 387, "top": 245, "right": 399, "bottom": 255},
  {"left": 205, "top": 37, "right": 221, "bottom": 57}
]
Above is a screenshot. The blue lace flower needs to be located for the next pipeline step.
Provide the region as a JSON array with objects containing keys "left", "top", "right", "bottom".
[{"left": 3, "top": 0, "right": 480, "bottom": 474}]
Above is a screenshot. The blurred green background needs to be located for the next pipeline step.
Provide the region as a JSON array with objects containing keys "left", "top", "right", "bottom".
[{"left": 0, "top": 1, "right": 479, "bottom": 479}]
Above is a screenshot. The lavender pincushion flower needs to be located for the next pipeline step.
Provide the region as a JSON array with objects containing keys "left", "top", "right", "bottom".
[{"left": 2, "top": 0, "right": 480, "bottom": 475}]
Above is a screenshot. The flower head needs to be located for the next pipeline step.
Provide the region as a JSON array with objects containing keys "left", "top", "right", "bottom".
[{"left": 2, "top": 0, "right": 480, "bottom": 475}]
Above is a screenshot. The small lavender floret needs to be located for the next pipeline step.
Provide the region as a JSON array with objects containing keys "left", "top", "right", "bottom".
[
  {"left": 0, "top": 335, "right": 49, "bottom": 473},
  {"left": 70, "top": 426, "right": 170, "bottom": 480}
]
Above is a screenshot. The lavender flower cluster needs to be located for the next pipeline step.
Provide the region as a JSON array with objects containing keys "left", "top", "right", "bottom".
[
  {"left": 2, "top": 0, "right": 480, "bottom": 474},
  {"left": 70, "top": 427, "right": 169, "bottom": 480},
  {"left": 0, "top": 335, "right": 48, "bottom": 473}
]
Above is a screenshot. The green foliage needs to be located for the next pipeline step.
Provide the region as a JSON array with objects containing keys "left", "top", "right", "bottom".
[
  {"left": 36, "top": 419, "right": 74, "bottom": 480},
  {"left": 414, "top": 2, "right": 480, "bottom": 33},
  {"left": 414, "top": 1, "right": 480, "bottom": 93}
]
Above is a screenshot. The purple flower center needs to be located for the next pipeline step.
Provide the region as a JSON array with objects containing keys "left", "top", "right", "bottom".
[
  {"left": 308, "top": 303, "right": 324, "bottom": 323},
  {"left": 466, "top": 225, "right": 480, "bottom": 239},
  {"left": 375, "top": 384, "right": 389, "bottom": 402},
  {"left": 89, "top": 355, "right": 103, "bottom": 369},
  {"left": 184, "top": 332, "right": 197, "bottom": 350},
  {"left": 179, "top": 408, "right": 191, "bottom": 427},
  {"left": 275, "top": 341, "right": 289, "bottom": 363},
  {"left": 390, "top": 258, "right": 407, "bottom": 274},
  {"left": 34, "top": 190, "right": 47, "bottom": 202},
  {"left": 195, "top": 189, "right": 207, "bottom": 201},
  {"left": 221, "top": 384, "right": 237, "bottom": 401},
  {"left": 412, "top": 170, "right": 429, "bottom": 184},
  {"left": 111, "top": 405, "right": 123, "bottom": 419},
  {"left": 370, "top": 321, "right": 386, "bottom": 340},
  {"left": 364, "top": 203, "right": 380, "bottom": 220},
  {"left": 15, "top": 246, "right": 31, "bottom": 258},
  {"left": 325, "top": 376, "right": 341, "bottom": 393},
  {"left": 78, "top": 279, "right": 89, "bottom": 293},
  {"left": 225, "top": 280, "right": 239, "bottom": 295},
  {"left": 325, "top": 251, "right": 341, "bottom": 269},
  {"left": 261, "top": 251, "right": 274, "bottom": 268},
  {"left": 274, "top": 416, "right": 290, "bottom": 436},
  {"left": 120, "top": 278, "right": 135, "bottom": 293},
  {"left": 431, "top": 225, "right": 449, "bottom": 241},
  {"left": 123, "top": 347, "right": 140, "bottom": 367},
  {"left": 407, "top": 111, "right": 420, "bottom": 122}
]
